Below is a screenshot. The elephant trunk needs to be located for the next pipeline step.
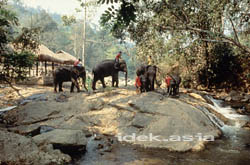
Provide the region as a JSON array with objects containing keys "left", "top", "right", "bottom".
[{"left": 125, "top": 71, "right": 127, "bottom": 86}]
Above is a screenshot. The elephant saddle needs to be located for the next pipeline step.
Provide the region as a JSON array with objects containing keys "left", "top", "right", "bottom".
[
  {"left": 135, "top": 76, "right": 142, "bottom": 87},
  {"left": 165, "top": 76, "right": 172, "bottom": 87}
]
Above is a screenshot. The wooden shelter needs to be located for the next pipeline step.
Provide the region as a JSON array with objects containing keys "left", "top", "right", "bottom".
[
  {"left": 34, "top": 44, "right": 62, "bottom": 76},
  {"left": 36, "top": 44, "right": 63, "bottom": 64},
  {"left": 34, "top": 45, "right": 80, "bottom": 76},
  {"left": 55, "top": 50, "right": 77, "bottom": 65}
]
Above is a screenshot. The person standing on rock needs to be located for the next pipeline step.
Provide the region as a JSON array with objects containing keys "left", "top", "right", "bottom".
[{"left": 135, "top": 75, "right": 142, "bottom": 93}]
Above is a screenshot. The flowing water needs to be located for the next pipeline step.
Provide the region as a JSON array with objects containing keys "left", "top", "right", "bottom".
[{"left": 73, "top": 96, "right": 250, "bottom": 165}]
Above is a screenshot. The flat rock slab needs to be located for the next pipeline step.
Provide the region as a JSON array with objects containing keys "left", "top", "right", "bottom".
[
  {"left": 19, "top": 93, "right": 48, "bottom": 105},
  {"left": 0, "top": 130, "right": 71, "bottom": 165},
  {"left": 33, "top": 129, "right": 87, "bottom": 155},
  {"left": 111, "top": 92, "right": 221, "bottom": 152}
]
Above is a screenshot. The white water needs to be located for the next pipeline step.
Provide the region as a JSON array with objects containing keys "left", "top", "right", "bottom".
[{"left": 207, "top": 96, "right": 250, "bottom": 128}]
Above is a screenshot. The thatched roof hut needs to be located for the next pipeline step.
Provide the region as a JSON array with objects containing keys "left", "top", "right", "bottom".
[
  {"left": 55, "top": 50, "right": 77, "bottom": 65},
  {"left": 36, "top": 44, "right": 63, "bottom": 64}
]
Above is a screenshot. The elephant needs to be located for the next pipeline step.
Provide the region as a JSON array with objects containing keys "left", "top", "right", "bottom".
[
  {"left": 167, "top": 74, "right": 181, "bottom": 96},
  {"left": 136, "top": 65, "right": 147, "bottom": 77},
  {"left": 139, "top": 74, "right": 148, "bottom": 93},
  {"left": 92, "top": 59, "right": 127, "bottom": 90},
  {"left": 146, "top": 65, "right": 157, "bottom": 91},
  {"left": 136, "top": 65, "right": 157, "bottom": 92},
  {"left": 53, "top": 66, "right": 88, "bottom": 93}
]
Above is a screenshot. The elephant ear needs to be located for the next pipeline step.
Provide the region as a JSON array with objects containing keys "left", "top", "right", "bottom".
[{"left": 72, "top": 67, "right": 80, "bottom": 75}]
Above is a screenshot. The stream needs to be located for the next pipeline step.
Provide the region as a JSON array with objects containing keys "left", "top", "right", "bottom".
[{"left": 72, "top": 96, "right": 250, "bottom": 165}]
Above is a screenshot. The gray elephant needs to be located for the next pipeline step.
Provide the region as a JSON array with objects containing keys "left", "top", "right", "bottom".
[
  {"left": 139, "top": 74, "right": 148, "bottom": 93},
  {"left": 53, "top": 66, "right": 88, "bottom": 92},
  {"left": 167, "top": 74, "right": 181, "bottom": 96},
  {"left": 92, "top": 59, "right": 127, "bottom": 90},
  {"left": 136, "top": 65, "right": 157, "bottom": 92}
]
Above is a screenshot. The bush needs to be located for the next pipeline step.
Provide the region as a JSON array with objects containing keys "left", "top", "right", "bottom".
[{"left": 0, "top": 51, "right": 36, "bottom": 83}]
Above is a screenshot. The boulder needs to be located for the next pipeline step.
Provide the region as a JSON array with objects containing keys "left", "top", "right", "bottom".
[
  {"left": 111, "top": 92, "right": 221, "bottom": 152},
  {"left": 229, "top": 90, "right": 243, "bottom": 101},
  {"left": 33, "top": 129, "right": 87, "bottom": 155},
  {"left": 0, "top": 130, "right": 71, "bottom": 165},
  {"left": 242, "top": 94, "right": 250, "bottom": 103},
  {"left": 88, "top": 98, "right": 105, "bottom": 111},
  {"left": 189, "top": 93, "right": 207, "bottom": 103}
]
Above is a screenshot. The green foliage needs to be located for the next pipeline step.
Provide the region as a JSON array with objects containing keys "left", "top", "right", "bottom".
[
  {"left": 100, "top": 0, "right": 137, "bottom": 39},
  {"left": 0, "top": 0, "right": 18, "bottom": 50},
  {"left": 197, "top": 43, "right": 242, "bottom": 89},
  {"left": 61, "top": 15, "right": 76, "bottom": 26},
  {"left": 0, "top": 0, "right": 37, "bottom": 84},
  {"left": 98, "top": 0, "right": 249, "bottom": 90},
  {"left": 1, "top": 51, "right": 36, "bottom": 82},
  {"left": 13, "top": 27, "right": 40, "bottom": 51}
]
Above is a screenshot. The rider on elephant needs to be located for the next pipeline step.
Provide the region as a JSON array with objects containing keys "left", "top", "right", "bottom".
[
  {"left": 114, "top": 51, "right": 122, "bottom": 69},
  {"left": 147, "top": 55, "right": 154, "bottom": 65},
  {"left": 74, "top": 58, "right": 82, "bottom": 67}
]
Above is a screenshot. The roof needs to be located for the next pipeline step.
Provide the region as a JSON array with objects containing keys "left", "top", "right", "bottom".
[
  {"left": 3, "top": 44, "right": 77, "bottom": 64},
  {"left": 36, "top": 44, "right": 63, "bottom": 64},
  {"left": 55, "top": 50, "right": 77, "bottom": 65}
]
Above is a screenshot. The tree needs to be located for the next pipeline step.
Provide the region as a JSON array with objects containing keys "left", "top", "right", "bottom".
[
  {"left": 98, "top": 0, "right": 249, "bottom": 89},
  {"left": 0, "top": 0, "right": 38, "bottom": 94},
  {"left": 99, "top": 0, "right": 250, "bottom": 55}
]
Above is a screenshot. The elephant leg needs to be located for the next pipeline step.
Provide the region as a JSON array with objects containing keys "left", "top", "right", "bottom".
[
  {"left": 92, "top": 77, "right": 98, "bottom": 90},
  {"left": 54, "top": 81, "right": 58, "bottom": 93},
  {"left": 152, "top": 78, "right": 155, "bottom": 91},
  {"left": 59, "top": 82, "right": 63, "bottom": 92},
  {"left": 71, "top": 77, "right": 80, "bottom": 92},
  {"left": 70, "top": 83, "right": 75, "bottom": 92},
  {"left": 174, "top": 85, "right": 177, "bottom": 95},
  {"left": 145, "top": 80, "right": 150, "bottom": 92},
  {"left": 112, "top": 76, "right": 115, "bottom": 87},
  {"left": 148, "top": 79, "right": 153, "bottom": 91},
  {"left": 114, "top": 73, "right": 119, "bottom": 87},
  {"left": 176, "top": 85, "right": 179, "bottom": 94},
  {"left": 101, "top": 77, "right": 106, "bottom": 88}
]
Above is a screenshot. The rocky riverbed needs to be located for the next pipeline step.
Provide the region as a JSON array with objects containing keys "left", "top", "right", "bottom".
[{"left": 0, "top": 84, "right": 249, "bottom": 165}]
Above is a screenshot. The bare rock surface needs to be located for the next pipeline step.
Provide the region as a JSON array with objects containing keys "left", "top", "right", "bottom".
[
  {"left": 0, "top": 130, "right": 71, "bottom": 165},
  {"left": 0, "top": 85, "right": 222, "bottom": 165}
]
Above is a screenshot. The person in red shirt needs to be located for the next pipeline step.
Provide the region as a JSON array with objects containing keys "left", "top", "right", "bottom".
[
  {"left": 135, "top": 76, "right": 142, "bottom": 88},
  {"left": 165, "top": 75, "right": 172, "bottom": 94},
  {"left": 114, "top": 51, "right": 122, "bottom": 69},
  {"left": 74, "top": 58, "right": 82, "bottom": 67}
]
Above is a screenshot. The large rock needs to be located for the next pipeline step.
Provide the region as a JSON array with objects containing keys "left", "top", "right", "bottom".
[
  {"left": 110, "top": 92, "right": 221, "bottom": 152},
  {"left": 33, "top": 129, "right": 87, "bottom": 155},
  {"left": 0, "top": 130, "right": 71, "bottom": 165},
  {"left": 3, "top": 87, "right": 221, "bottom": 153}
]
